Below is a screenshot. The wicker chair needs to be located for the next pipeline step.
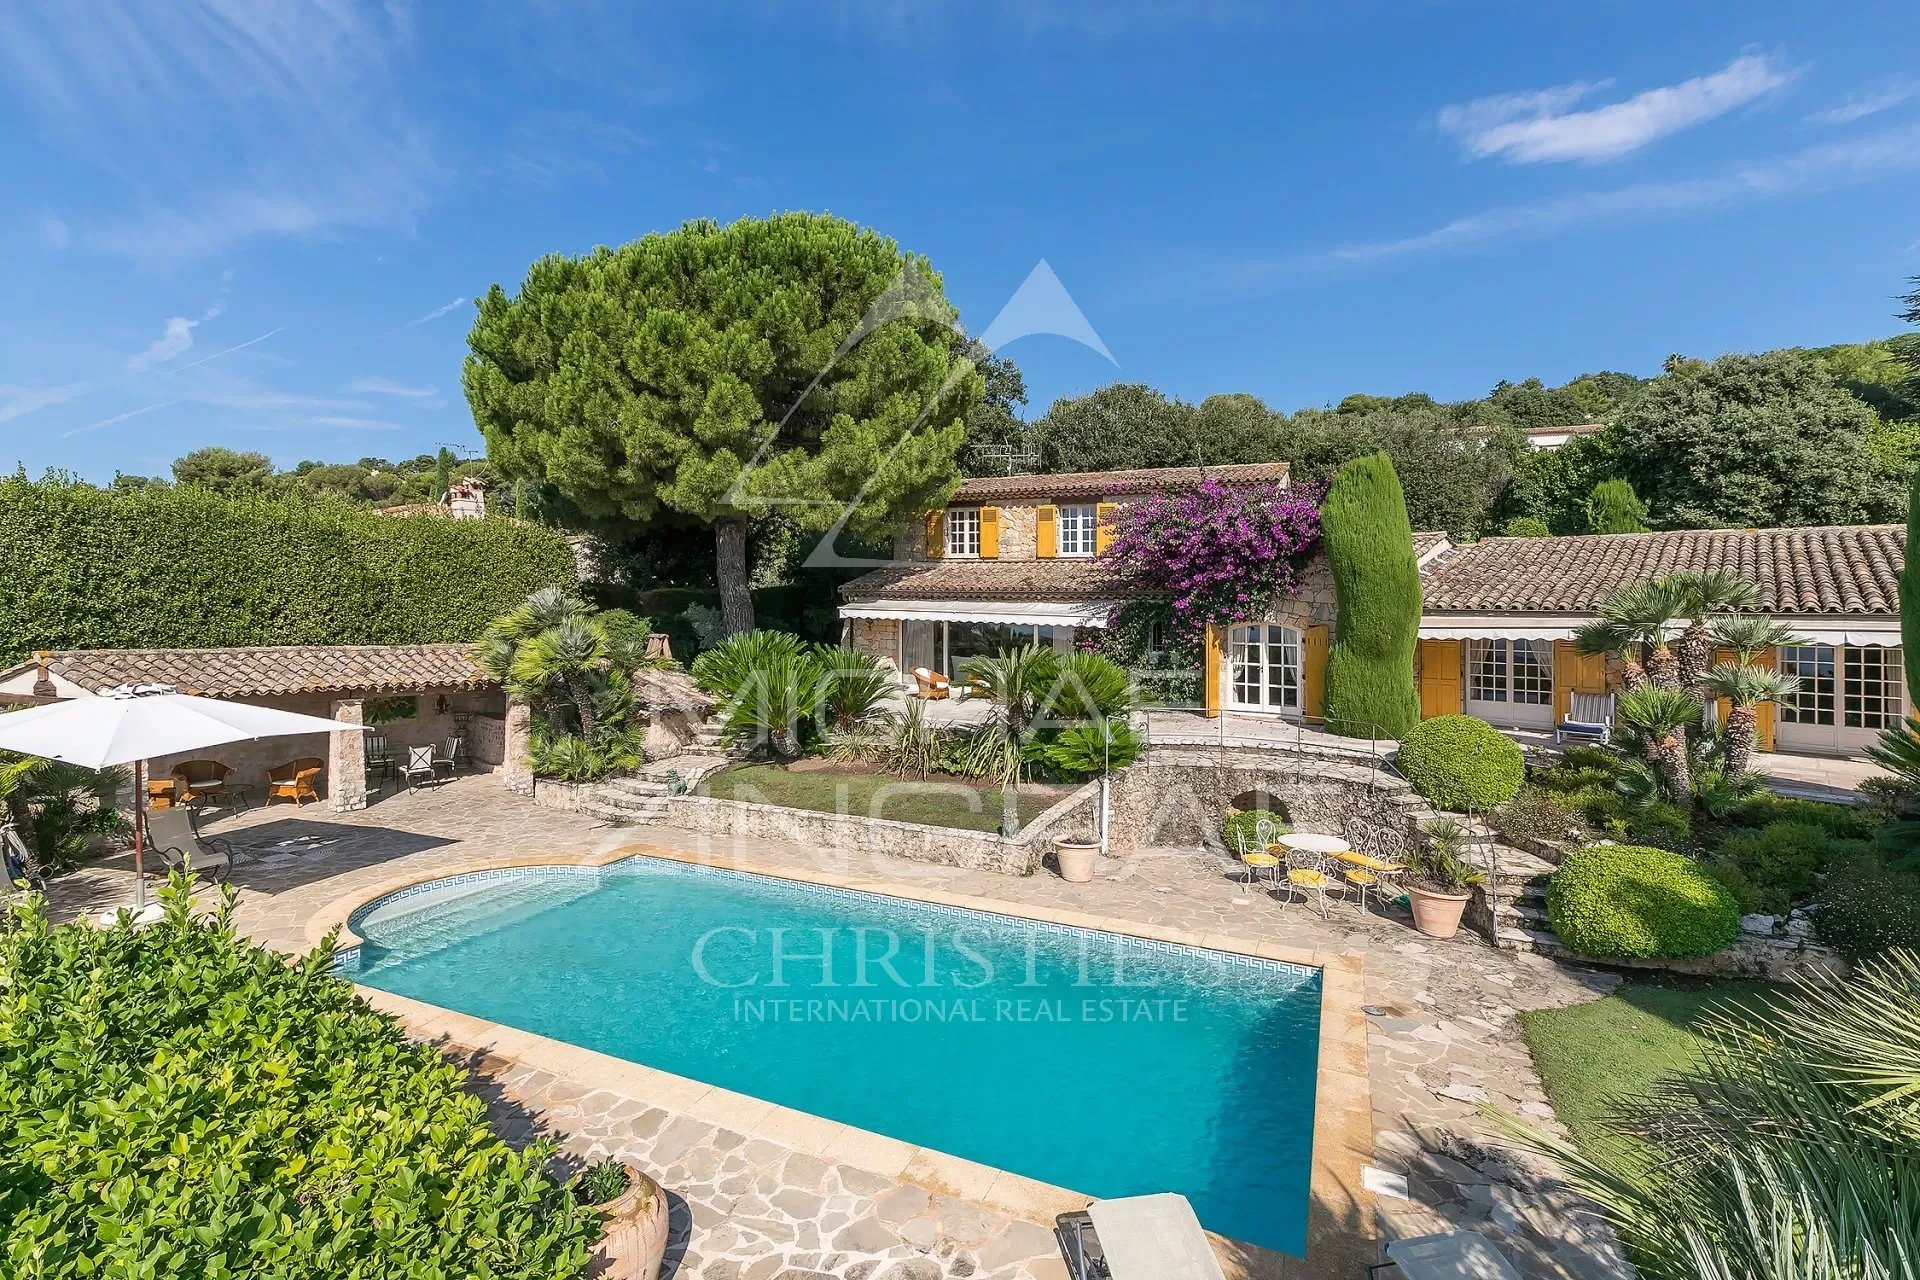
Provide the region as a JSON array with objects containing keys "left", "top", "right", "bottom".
[
  {"left": 173, "top": 759, "right": 233, "bottom": 807},
  {"left": 265, "top": 757, "right": 324, "bottom": 807}
]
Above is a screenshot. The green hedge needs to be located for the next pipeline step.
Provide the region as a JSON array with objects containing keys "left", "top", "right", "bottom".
[
  {"left": 0, "top": 476, "right": 579, "bottom": 661},
  {"left": 1547, "top": 844, "right": 1741, "bottom": 959},
  {"left": 0, "top": 880, "right": 597, "bottom": 1277},
  {"left": 590, "top": 579, "right": 851, "bottom": 658},
  {"left": 1395, "top": 714, "right": 1524, "bottom": 810}
]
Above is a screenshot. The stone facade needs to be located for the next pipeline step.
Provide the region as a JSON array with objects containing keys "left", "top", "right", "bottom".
[
  {"left": 1105, "top": 744, "right": 1432, "bottom": 853},
  {"left": 848, "top": 616, "right": 901, "bottom": 666},
  {"left": 327, "top": 698, "right": 368, "bottom": 812},
  {"left": 501, "top": 697, "right": 535, "bottom": 797}
]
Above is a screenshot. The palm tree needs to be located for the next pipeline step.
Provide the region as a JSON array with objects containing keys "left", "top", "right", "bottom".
[
  {"left": 0, "top": 753, "right": 124, "bottom": 871},
  {"left": 1665, "top": 570, "right": 1760, "bottom": 689},
  {"left": 1617, "top": 685, "right": 1701, "bottom": 797},
  {"left": 1572, "top": 619, "right": 1644, "bottom": 691},
  {"left": 510, "top": 614, "right": 610, "bottom": 741},
  {"left": 1708, "top": 614, "right": 1805, "bottom": 664},
  {"left": 1700, "top": 663, "right": 1801, "bottom": 778},
  {"left": 1603, "top": 580, "right": 1687, "bottom": 688},
  {"left": 959, "top": 644, "right": 1062, "bottom": 836},
  {"left": 1497, "top": 949, "right": 1920, "bottom": 1280}
]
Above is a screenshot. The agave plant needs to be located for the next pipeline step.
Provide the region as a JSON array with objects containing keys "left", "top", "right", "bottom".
[
  {"left": 1617, "top": 685, "right": 1701, "bottom": 798},
  {"left": 1665, "top": 570, "right": 1760, "bottom": 690},
  {"left": 1496, "top": 949, "right": 1920, "bottom": 1280},
  {"left": 1700, "top": 662, "right": 1802, "bottom": 778}
]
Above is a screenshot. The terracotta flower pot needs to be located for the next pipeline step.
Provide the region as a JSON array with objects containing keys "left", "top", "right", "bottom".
[
  {"left": 1053, "top": 837, "right": 1099, "bottom": 883},
  {"left": 1407, "top": 884, "right": 1471, "bottom": 939},
  {"left": 589, "top": 1166, "right": 670, "bottom": 1280}
]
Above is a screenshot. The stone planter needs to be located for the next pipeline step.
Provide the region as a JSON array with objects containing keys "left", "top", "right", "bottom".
[
  {"left": 1053, "top": 836, "right": 1100, "bottom": 883},
  {"left": 588, "top": 1165, "right": 670, "bottom": 1280},
  {"left": 1407, "top": 884, "right": 1471, "bottom": 939}
]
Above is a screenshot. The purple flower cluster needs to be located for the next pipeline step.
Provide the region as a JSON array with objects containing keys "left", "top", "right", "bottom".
[{"left": 1104, "top": 479, "right": 1322, "bottom": 637}]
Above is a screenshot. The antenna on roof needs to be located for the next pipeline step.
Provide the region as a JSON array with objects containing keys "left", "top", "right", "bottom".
[{"left": 966, "top": 442, "right": 1039, "bottom": 475}]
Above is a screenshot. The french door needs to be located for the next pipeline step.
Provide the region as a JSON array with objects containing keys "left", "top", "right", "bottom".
[{"left": 1228, "top": 623, "right": 1301, "bottom": 713}]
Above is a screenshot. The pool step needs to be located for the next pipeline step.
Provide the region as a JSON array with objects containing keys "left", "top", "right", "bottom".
[{"left": 354, "top": 875, "right": 600, "bottom": 969}]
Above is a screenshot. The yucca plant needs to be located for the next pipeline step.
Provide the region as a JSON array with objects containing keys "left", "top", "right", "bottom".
[
  {"left": 1665, "top": 570, "right": 1761, "bottom": 689},
  {"left": 1617, "top": 685, "right": 1702, "bottom": 798},
  {"left": 959, "top": 644, "right": 1063, "bottom": 835},
  {"left": 1700, "top": 662, "right": 1802, "bottom": 778},
  {"left": 1496, "top": 949, "right": 1920, "bottom": 1280}
]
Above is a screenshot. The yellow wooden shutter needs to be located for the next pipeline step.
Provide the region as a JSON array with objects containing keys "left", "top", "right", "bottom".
[
  {"left": 1095, "top": 501, "right": 1119, "bottom": 555},
  {"left": 1755, "top": 646, "right": 1777, "bottom": 752},
  {"left": 1417, "top": 639, "right": 1463, "bottom": 719},
  {"left": 924, "top": 510, "right": 944, "bottom": 559},
  {"left": 1203, "top": 624, "right": 1223, "bottom": 718},
  {"left": 1553, "top": 640, "right": 1609, "bottom": 722},
  {"left": 1036, "top": 505, "right": 1057, "bottom": 558},
  {"left": 980, "top": 506, "right": 1000, "bottom": 559},
  {"left": 1303, "top": 624, "right": 1330, "bottom": 722}
]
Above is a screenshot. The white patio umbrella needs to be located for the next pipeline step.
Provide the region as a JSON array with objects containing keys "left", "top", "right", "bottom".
[{"left": 0, "top": 683, "right": 364, "bottom": 919}]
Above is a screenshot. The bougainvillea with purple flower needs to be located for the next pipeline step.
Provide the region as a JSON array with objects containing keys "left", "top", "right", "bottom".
[{"left": 1103, "top": 479, "right": 1321, "bottom": 637}]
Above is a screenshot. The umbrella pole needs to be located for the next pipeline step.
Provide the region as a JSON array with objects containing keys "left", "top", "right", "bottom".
[{"left": 132, "top": 760, "right": 147, "bottom": 911}]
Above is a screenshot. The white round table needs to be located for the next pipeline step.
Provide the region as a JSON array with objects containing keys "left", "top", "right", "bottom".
[{"left": 1274, "top": 832, "right": 1350, "bottom": 854}]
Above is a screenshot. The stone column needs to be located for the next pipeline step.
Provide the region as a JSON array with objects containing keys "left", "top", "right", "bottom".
[
  {"left": 502, "top": 696, "right": 535, "bottom": 797},
  {"left": 328, "top": 698, "right": 368, "bottom": 812}
]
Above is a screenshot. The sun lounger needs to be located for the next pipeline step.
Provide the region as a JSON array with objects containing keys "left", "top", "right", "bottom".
[
  {"left": 1367, "top": 1230, "right": 1524, "bottom": 1279},
  {"left": 1055, "top": 1194, "right": 1226, "bottom": 1280},
  {"left": 143, "top": 805, "right": 233, "bottom": 883}
]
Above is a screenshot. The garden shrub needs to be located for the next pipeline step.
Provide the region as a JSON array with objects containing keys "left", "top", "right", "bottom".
[
  {"left": 1547, "top": 844, "right": 1741, "bottom": 959},
  {"left": 1492, "top": 787, "right": 1584, "bottom": 844},
  {"left": 1814, "top": 852, "right": 1920, "bottom": 962},
  {"left": 1727, "top": 794, "right": 1882, "bottom": 842},
  {"left": 1220, "top": 807, "right": 1291, "bottom": 852},
  {"left": 0, "top": 878, "right": 597, "bottom": 1277},
  {"left": 1321, "top": 453, "right": 1421, "bottom": 738},
  {"left": 0, "top": 474, "right": 578, "bottom": 661},
  {"left": 1706, "top": 818, "right": 1871, "bottom": 915},
  {"left": 1625, "top": 800, "right": 1693, "bottom": 852},
  {"left": 1395, "top": 714, "right": 1524, "bottom": 810},
  {"left": 1501, "top": 516, "right": 1551, "bottom": 537}
]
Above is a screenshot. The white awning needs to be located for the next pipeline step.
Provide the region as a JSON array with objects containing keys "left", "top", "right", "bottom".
[
  {"left": 1780, "top": 626, "right": 1902, "bottom": 647},
  {"left": 1419, "top": 623, "right": 1577, "bottom": 642},
  {"left": 1420, "top": 615, "right": 1903, "bottom": 647},
  {"left": 839, "top": 599, "right": 1117, "bottom": 628}
]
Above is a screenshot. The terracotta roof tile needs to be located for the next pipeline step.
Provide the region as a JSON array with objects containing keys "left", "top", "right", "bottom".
[
  {"left": 952, "top": 461, "right": 1289, "bottom": 503},
  {"left": 37, "top": 644, "right": 494, "bottom": 698},
  {"left": 1419, "top": 525, "right": 1904, "bottom": 616},
  {"left": 841, "top": 559, "right": 1131, "bottom": 603}
]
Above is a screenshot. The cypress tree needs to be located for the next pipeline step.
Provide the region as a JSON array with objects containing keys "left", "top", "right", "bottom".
[
  {"left": 1586, "top": 478, "right": 1650, "bottom": 534},
  {"left": 1902, "top": 467, "right": 1920, "bottom": 708},
  {"left": 1322, "top": 452, "right": 1421, "bottom": 738}
]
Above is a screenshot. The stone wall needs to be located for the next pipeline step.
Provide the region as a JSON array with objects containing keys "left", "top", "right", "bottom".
[
  {"left": 659, "top": 780, "right": 1099, "bottom": 877},
  {"left": 1105, "top": 744, "right": 1431, "bottom": 852},
  {"left": 469, "top": 713, "right": 508, "bottom": 767},
  {"left": 848, "top": 617, "right": 900, "bottom": 665}
]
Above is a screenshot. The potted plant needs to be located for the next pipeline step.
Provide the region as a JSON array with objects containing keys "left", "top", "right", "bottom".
[
  {"left": 1401, "top": 818, "right": 1486, "bottom": 939},
  {"left": 574, "top": 1158, "right": 670, "bottom": 1280},
  {"left": 1053, "top": 829, "right": 1101, "bottom": 882}
]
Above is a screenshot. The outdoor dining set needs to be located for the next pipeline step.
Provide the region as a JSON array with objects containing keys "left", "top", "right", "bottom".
[{"left": 1229, "top": 814, "right": 1407, "bottom": 917}]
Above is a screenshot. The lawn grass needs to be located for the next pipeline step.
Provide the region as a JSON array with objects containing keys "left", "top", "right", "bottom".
[
  {"left": 699, "top": 763, "right": 1066, "bottom": 833},
  {"left": 1519, "top": 978, "right": 1781, "bottom": 1170}
]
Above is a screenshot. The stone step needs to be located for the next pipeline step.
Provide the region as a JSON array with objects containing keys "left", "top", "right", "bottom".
[
  {"left": 1492, "top": 900, "right": 1551, "bottom": 926},
  {"left": 601, "top": 776, "right": 669, "bottom": 797},
  {"left": 1494, "top": 926, "right": 1566, "bottom": 956},
  {"left": 578, "top": 800, "right": 669, "bottom": 826},
  {"left": 586, "top": 789, "right": 666, "bottom": 814}
]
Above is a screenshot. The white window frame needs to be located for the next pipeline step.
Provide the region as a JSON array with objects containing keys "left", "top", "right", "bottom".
[
  {"left": 944, "top": 508, "right": 980, "bottom": 558},
  {"left": 1778, "top": 643, "right": 1907, "bottom": 756},
  {"left": 1227, "top": 623, "right": 1301, "bottom": 714},
  {"left": 1057, "top": 504, "right": 1098, "bottom": 558},
  {"left": 1465, "top": 637, "right": 1554, "bottom": 728}
]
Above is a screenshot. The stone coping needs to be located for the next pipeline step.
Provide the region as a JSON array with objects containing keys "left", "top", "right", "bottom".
[{"left": 306, "top": 841, "right": 1375, "bottom": 1278}]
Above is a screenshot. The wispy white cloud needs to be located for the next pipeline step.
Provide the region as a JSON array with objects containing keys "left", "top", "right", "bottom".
[
  {"left": 346, "top": 376, "right": 439, "bottom": 398},
  {"left": 125, "top": 273, "right": 234, "bottom": 372},
  {"left": 407, "top": 298, "right": 467, "bottom": 327},
  {"left": 0, "top": 382, "right": 87, "bottom": 424},
  {"left": 1193, "top": 122, "right": 1920, "bottom": 292},
  {"left": 0, "top": 2, "right": 438, "bottom": 262},
  {"left": 1438, "top": 54, "right": 1798, "bottom": 164},
  {"left": 1808, "top": 78, "right": 1917, "bottom": 126},
  {"left": 168, "top": 327, "right": 284, "bottom": 374},
  {"left": 64, "top": 399, "right": 181, "bottom": 438}
]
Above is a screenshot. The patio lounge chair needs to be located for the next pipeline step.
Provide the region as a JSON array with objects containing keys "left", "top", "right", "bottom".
[
  {"left": 1555, "top": 692, "right": 1614, "bottom": 745},
  {"left": 143, "top": 805, "right": 232, "bottom": 883},
  {"left": 432, "top": 733, "right": 466, "bottom": 777},
  {"left": 401, "top": 745, "right": 439, "bottom": 792},
  {"left": 911, "top": 667, "right": 951, "bottom": 700},
  {"left": 265, "top": 756, "right": 324, "bottom": 807},
  {"left": 173, "top": 758, "right": 232, "bottom": 807},
  {"left": 1366, "top": 1230, "right": 1523, "bottom": 1279},
  {"left": 1055, "top": 1194, "right": 1226, "bottom": 1280},
  {"left": 3, "top": 824, "right": 46, "bottom": 894}
]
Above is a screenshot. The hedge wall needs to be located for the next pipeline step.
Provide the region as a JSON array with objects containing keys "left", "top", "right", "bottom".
[{"left": 0, "top": 476, "right": 580, "bottom": 662}]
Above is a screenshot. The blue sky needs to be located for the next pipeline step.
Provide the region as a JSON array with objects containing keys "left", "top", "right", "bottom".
[{"left": 3, "top": 1, "right": 1918, "bottom": 483}]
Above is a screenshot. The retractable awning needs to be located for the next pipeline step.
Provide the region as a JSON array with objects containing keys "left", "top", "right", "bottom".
[
  {"left": 1419, "top": 615, "right": 1904, "bottom": 647},
  {"left": 839, "top": 599, "right": 1118, "bottom": 628}
]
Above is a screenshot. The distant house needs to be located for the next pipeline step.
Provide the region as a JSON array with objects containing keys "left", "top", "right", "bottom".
[
  {"left": 377, "top": 476, "right": 490, "bottom": 520},
  {"left": 1515, "top": 422, "right": 1604, "bottom": 450},
  {"left": 839, "top": 460, "right": 1908, "bottom": 761}
]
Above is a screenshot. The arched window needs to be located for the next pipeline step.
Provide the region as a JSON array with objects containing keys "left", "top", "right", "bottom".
[{"left": 1227, "top": 623, "right": 1301, "bottom": 712}]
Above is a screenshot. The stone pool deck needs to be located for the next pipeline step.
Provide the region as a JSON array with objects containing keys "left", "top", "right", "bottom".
[{"left": 46, "top": 778, "right": 1629, "bottom": 1280}]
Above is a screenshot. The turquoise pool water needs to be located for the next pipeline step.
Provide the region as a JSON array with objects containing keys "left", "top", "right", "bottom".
[{"left": 342, "top": 859, "right": 1321, "bottom": 1255}]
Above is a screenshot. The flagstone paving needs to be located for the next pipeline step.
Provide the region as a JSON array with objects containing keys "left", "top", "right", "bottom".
[{"left": 47, "top": 777, "right": 1632, "bottom": 1279}]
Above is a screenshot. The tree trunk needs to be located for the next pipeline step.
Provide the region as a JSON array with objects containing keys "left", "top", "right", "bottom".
[
  {"left": 714, "top": 518, "right": 756, "bottom": 636},
  {"left": 1723, "top": 705, "right": 1757, "bottom": 777},
  {"left": 1619, "top": 657, "right": 1647, "bottom": 692},
  {"left": 565, "top": 673, "right": 598, "bottom": 742},
  {"left": 1656, "top": 734, "right": 1693, "bottom": 798},
  {"left": 1000, "top": 777, "right": 1020, "bottom": 838},
  {"left": 1646, "top": 644, "right": 1680, "bottom": 689},
  {"left": 770, "top": 726, "right": 800, "bottom": 760},
  {"left": 1677, "top": 626, "right": 1713, "bottom": 690}
]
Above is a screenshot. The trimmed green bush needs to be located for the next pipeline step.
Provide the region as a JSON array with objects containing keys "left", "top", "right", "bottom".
[
  {"left": 0, "top": 878, "right": 597, "bottom": 1277},
  {"left": 1584, "top": 477, "right": 1650, "bottom": 533},
  {"left": 1395, "top": 714, "right": 1524, "bottom": 810},
  {"left": 1814, "top": 852, "right": 1920, "bottom": 962},
  {"left": 0, "top": 475, "right": 578, "bottom": 661},
  {"left": 1547, "top": 844, "right": 1741, "bottom": 959},
  {"left": 1501, "top": 516, "right": 1551, "bottom": 537},
  {"left": 1625, "top": 799, "right": 1693, "bottom": 852},
  {"left": 1706, "top": 817, "right": 1871, "bottom": 915},
  {"left": 1321, "top": 452, "right": 1421, "bottom": 737}
]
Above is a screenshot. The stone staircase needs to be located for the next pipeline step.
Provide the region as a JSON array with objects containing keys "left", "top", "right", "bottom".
[
  {"left": 570, "top": 774, "right": 673, "bottom": 826},
  {"left": 1479, "top": 844, "right": 1565, "bottom": 956},
  {"left": 680, "top": 716, "right": 734, "bottom": 757}
]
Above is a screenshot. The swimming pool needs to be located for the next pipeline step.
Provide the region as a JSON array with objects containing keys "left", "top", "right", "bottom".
[{"left": 340, "top": 858, "right": 1322, "bottom": 1255}]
